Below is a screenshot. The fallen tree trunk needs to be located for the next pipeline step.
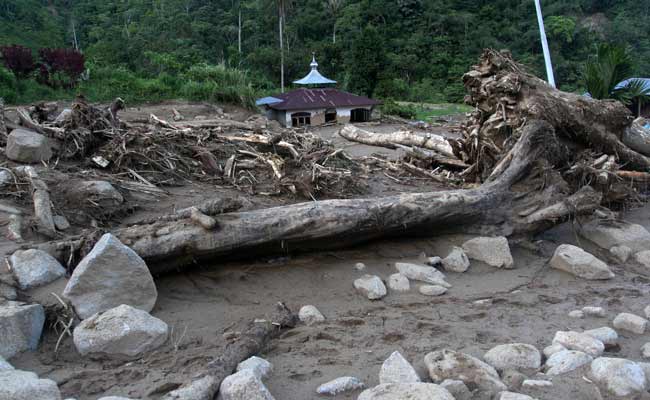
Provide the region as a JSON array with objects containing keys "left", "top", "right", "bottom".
[
  {"left": 161, "top": 302, "right": 296, "bottom": 400},
  {"left": 339, "top": 124, "right": 456, "bottom": 158},
  {"left": 15, "top": 166, "right": 56, "bottom": 238}
]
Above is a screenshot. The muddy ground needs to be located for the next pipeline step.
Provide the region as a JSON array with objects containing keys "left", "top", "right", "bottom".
[{"left": 3, "top": 101, "right": 650, "bottom": 400}]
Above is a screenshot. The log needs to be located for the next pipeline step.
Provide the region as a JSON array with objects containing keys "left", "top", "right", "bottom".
[
  {"left": 14, "top": 167, "right": 56, "bottom": 238},
  {"left": 339, "top": 124, "right": 456, "bottom": 158},
  {"left": 161, "top": 302, "right": 296, "bottom": 400}
]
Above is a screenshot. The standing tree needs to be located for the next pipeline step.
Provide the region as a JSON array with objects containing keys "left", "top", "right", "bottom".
[
  {"left": 326, "top": 0, "right": 344, "bottom": 43},
  {"left": 276, "top": 0, "right": 293, "bottom": 92}
]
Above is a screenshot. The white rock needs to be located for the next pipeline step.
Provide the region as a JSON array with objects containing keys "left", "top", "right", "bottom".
[
  {"left": 545, "top": 350, "right": 592, "bottom": 375},
  {"left": 0, "top": 170, "right": 12, "bottom": 187},
  {"left": 5, "top": 129, "right": 52, "bottom": 164},
  {"left": 353, "top": 275, "right": 387, "bottom": 300},
  {"left": 219, "top": 369, "right": 275, "bottom": 400},
  {"left": 0, "top": 356, "right": 12, "bottom": 371},
  {"left": 298, "top": 305, "right": 325, "bottom": 325},
  {"left": 357, "top": 383, "right": 455, "bottom": 400},
  {"left": 0, "top": 301, "right": 45, "bottom": 359},
  {"left": 395, "top": 263, "right": 450, "bottom": 287},
  {"left": 582, "top": 306, "right": 606, "bottom": 317},
  {"left": 354, "top": 262, "right": 366, "bottom": 271},
  {"left": 610, "top": 245, "right": 632, "bottom": 263},
  {"left": 552, "top": 331, "right": 604, "bottom": 357},
  {"left": 583, "top": 327, "right": 618, "bottom": 346},
  {"left": 645, "top": 305, "right": 650, "bottom": 319},
  {"left": 9, "top": 249, "right": 66, "bottom": 290},
  {"left": 0, "top": 369, "right": 61, "bottom": 400},
  {"left": 442, "top": 247, "right": 470, "bottom": 272},
  {"left": 419, "top": 285, "right": 448, "bottom": 296},
  {"left": 639, "top": 362, "right": 650, "bottom": 383},
  {"left": 568, "top": 310, "right": 584, "bottom": 319},
  {"left": 53, "top": 215, "right": 70, "bottom": 231},
  {"left": 484, "top": 343, "right": 541, "bottom": 371},
  {"left": 543, "top": 344, "right": 566, "bottom": 358},
  {"left": 73, "top": 304, "right": 168, "bottom": 358},
  {"left": 634, "top": 250, "right": 650, "bottom": 270},
  {"left": 440, "top": 379, "right": 471, "bottom": 400},
  {"left": 498, "top": 392, "right": 535, "bottom": 400},
  {"left": 379, "top": 351, "right": 420, "bottom": 384},
  {"left": 427, "top": 256, "right": 442, "bottom": 266},
  {"left": 613, "top": 312, "right": 648, "bottom": 334},
  {"left": 462, "top": 236, "right": 514, "bottom": 269},
  {"left": 424, "top": 349, "right": 507, "bottom": 392},
  {"left": 387, "top": 273, "right": 410, "bottom": 292},
  {"left": 522, "top": 379, "right": 553, "bottom": 388},
  {"left": 237, "top": 356, "right": 273, "bottom": 380},
  {"left": 590, "top": 357, "right": 647, "bottom": 397},
  {"left": 63, "top": 233, "right": 158, "bottom": 319},
  {"left": 642, "top": 343, "right": 650, "bottom": 359},
  {"left": 549, "top": 244, "right": 614, "bottom": 280},
  {"left": 579, "top": 220, "right": 650, "bottom": 253},
  {"left": 473, "top": 299, "right": 493, "bottom": 308},
  {"left": 316, "top": 376, "right": 365, "bottom": 395}
]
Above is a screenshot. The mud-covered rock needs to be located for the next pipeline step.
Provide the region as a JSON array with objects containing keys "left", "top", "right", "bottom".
[
  {"left": 5, "top": 128, "right": 52, "bottom": 164},
  {"left": 442, "top": 246, "right": 470, "bottom": 272},
  {"left": 353, "top": 275, "right": 387, "bottom": 300},
  {"left": 0, "top": 369, "right": 61, "bottom": 400},
  {"left": 395, "top": 263, "right": 450, "bottom": 287},
  {"left": 73, "top": 304, "right": 168, "bottom": 358},
  {"left": 298, "top": 305, "right": 325, "bottom": 325},
  {"left": 379, "top": 351, "right": 420, "bottom": 384},
  {"left": 590, "top": 357, "right": 646, "bottom": 397},
  {"left": 579, "top": 219, "right": 650, "bottom": 253},
  {"left": 462, "top": 236, "right": 513, "bottom": 269},
  {"left": 549, "top": 244, "right": 614, "bottom": 280},
  {"left": 424, "top": 349, "right": 507, "bottom": 392},
  {"left": 237, "top": 356, "right": 273, "bottom": 380},
  {"left": 219, "top": 369, "right": 275, "bottom": 400},
  {"left": 357, "top": 383, "right": 454, "bottom": 400},
  {"left": 484, "top": 343, "right": 541, "bottom": 371},
  {"left": 316, "top": 376, "right": 365, "bottom": 395},
  {"left": 0, "top": 301, "right": 45, "bottom": 359},
  {"left": 9, "top": 249, "right": 66, "bottom": 290},
  {"left": 63, "top": 233, "right": 157, "bottom": 319}
]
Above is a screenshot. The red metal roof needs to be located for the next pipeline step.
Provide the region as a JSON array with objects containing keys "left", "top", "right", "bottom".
[{"left": 266, "top": 88, "right": 382, "bottom": 111}]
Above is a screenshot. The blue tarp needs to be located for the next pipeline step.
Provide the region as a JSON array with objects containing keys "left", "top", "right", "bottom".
[{"left": 255, "top": 96, "right": 283, "bottom": 106}]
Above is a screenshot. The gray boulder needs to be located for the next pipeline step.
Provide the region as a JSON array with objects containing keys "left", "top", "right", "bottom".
[
  {"left": 387, "top": 273, "right": 410, "bottom": 292},
  {"left": 98, "top": 397, "right": 134, "bottom": 400},
  {"left": 583, "top": 327, "right": 618, "bottom": 347},
  {"left": 590, "top": 357, "right": 646, "bottom": 397},
  {"left": 0, "top": 369, "right": 61, "bottom": 400},
  {"left": 5, "top": 129, "right": 52, "bottom": 164},
  {"left": 63, "top": 233, "right": 157, "bottom": 319},
  {"left": 357, "top": 383, "right": 454, "bottom": 400},
  {"left": 219, "top": 369, "right": 275, "bottom": 400},
  {"left": 0, "top": 301, "right": 44, "bottom": 359},
  {"left": 552, "top": 331, "right": 604, "bottom": 357},
  {"left": 579, "top": 219, "right": 650, "bottom": 253},
  {"left": 442, "top": 246, "right": 470, "bottom": 272},
  {"left": 484, "top": 343, "right": 541, "bottom": 371},
  {"left": 298, "top": 305, "right": 325, "bottom": 325},
  {"left": 549, "top": 244, "right": 614, "bottom": 280},
  {"left": 379, "top": 351, "right": 420, "bottom": 384},
  {"left": 9, "top": 249, "right": 66, "bottom": 290},
  {"left": 316, "top": 376, "right": 365, "bottom": 395},
  {"left": 545, "top": 350, "right": 592, "bottom": 375},
  {"left": 0, "top": 356, "right": 12, "bottom": 371},
  {"left": 613, "top": 312, "right": 648, "bottom": 334},
  {"left": 440, "top": 380, "right": 471, "bottom": 400},
  {"left": 419, "top": 285, "right": 448, "bottom": 296},
  {"left": 424, "top": 349, "right": 507, "bottom": 392},
  {"left": 73, "top": 304, "right": 168, "bottom": 358},
  {"left": 236, "top": 356, "right": 273, "bottom": 380},
  {"left": 73, "top": 181, "right": 124, "bottom": 208},
  {"left": 395, "top": 263, "right": 450, "bottom": 287},
  {"left": 498, "top": 392, "right": 535, "bottom": 400},
  {"left": 353, "top": 275, "right": 387, "bottom": 300},
  {"left": 610, "top": 245, "right": 632, "bottom": 263},
  {"left": 633, "top": 250, "right": 650, "bottom": 270},
  {"left": 462, "top": 236, "right": 513, "bottom": 269},
  {"left": 0, "top": 170, "right": 12, "bottom": 187}
]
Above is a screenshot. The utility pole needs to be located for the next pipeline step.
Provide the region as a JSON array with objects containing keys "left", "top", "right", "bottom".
[{"left": 534, "top": 0, "right": 556, "bottom": 88}]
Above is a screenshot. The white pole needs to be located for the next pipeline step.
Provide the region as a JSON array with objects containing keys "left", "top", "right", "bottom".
[{"left": 534, "top": 0, "right": 556, "bottom": 88}]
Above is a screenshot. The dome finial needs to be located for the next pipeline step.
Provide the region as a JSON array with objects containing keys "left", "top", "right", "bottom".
[{"left": 310, "top": 52, "right": 318, "bottom": 70}]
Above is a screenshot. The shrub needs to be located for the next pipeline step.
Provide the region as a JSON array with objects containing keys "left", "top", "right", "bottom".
[
  {"left": 0, "top": 45, "right": 36, "bottom": 79},
  {"left": 380, "top": 98, "right": 417, "bottom": 119},
  {"left": 0, "top": 66, "right": 18, "bottom": 103}
]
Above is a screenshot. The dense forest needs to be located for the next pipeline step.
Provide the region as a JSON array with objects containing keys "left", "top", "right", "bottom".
[{"left": 0, "top": 0, "right": 649, "bottom": 105}]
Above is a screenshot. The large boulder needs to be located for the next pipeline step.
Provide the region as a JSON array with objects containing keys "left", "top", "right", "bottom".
[
  {"left": 357, "top": 383, "right": 454, "bottom": 400},
  {"left": 583, "top": 327, "right": 618, "bottom": 347},
  {"left": 236, "top": 356, "right": 273, "bottom": 380},
  {"left": 0, "top": 369, "right": 61, "bottom": 400},
  {"left": 5, "top": 129, "right": 52, "bottom": 164},
  {"left": 63, "top": 233, "right": 157, "bottom": 319},
  {"left": 483, "top": 343, "right": 541, "bottom": 372},
  {"left": 9, "top": 249, "right": 66, "bottom": 290},
  {"left": 549, "top": 244, "right": 614, "bottom": 280},
  {"left": 424, "top": 349, "right": 507, "bottom": 392},
  {"left": 613, "top": 313, "right": 648, "bottom": 334},
  {"left": 578, "top": 219, "right": 650, "bottom": 253},
  {"left": 73, "top": 304, "right": 168, "bottom": 358},
  {"left": 0, "top": 301, "right": 44, "bottom": 359},
  {"left": 395, "top": 263, "right": 450, "bottom": 287},
  {"left": 545, "top": 350, "right": 592, "bottom": 375},
  {"left": 590, "top": 357, "right": 646, "bottom": 397},
  {"left": 552, "top": 331, "right": 604, "bottom": 357},
  {"left": 219, "top": 369, "right": 275, "bottom": 400},
  {"left": 462, "top": 236, "right": 513, "bottom": 269},
  {"left": 353, "top": 275, "right": 387, "bottom": 300},
  {"left": 379, "top": 351, "right": 421, "bottom": 384}
]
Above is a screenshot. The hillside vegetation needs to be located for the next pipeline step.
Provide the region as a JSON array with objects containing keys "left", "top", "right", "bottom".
[{"left": 0, "top": 0, "right": 649, "bottom": 105}]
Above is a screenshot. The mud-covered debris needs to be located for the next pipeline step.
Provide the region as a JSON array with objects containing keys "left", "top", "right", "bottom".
[
  {"left": 0, "top": 301, "right": 45, "bottom": 359},
  {"left": 73, "top": 304, "right": 168, "bottom": 358},
  {"left": 298, "top": 305, "right": 325, "bottom": 326},
  {"left": 316, "top": 376, "right": 365, "bottom": 395},
  {"left": 353, "top": 275, "right": 387, "bottom": 300},
  {"left": 379, "top": 351, "right": 420, "bottom": 384},
  {"left": 462, "top": 236, "right": 513, "bottom": 269},
  {"left": 613, "top": 313, "right": 648, "bottom": 334},
  {"left": 549, "top": 244, "right": 614, "bottom": 280},
  {"left": 9, "top": 249, "right": 66, "bottom": 290}
]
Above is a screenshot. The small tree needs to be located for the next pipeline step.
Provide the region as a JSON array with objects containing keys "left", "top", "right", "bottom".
[
  {"left": 0, "top": 45, "right": 36, "bottom": 79},
  {"left": 38, "top": 48, "right": 85, "bottom": 88}
]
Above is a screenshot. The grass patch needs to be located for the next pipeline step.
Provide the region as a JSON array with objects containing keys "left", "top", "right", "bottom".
[{"left": 398, "top": 102, "right": 472, "bottom": 121}]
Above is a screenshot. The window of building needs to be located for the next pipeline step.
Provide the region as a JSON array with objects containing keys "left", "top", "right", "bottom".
[
  {"left": 325, "top": 108, "right": 337, "bottom": 123},
  {"left": 291, "top": 112, "right": 311, "bottom": 127},
  {"left": 350, "top": 108, "right": 370, "bottom": 122}
]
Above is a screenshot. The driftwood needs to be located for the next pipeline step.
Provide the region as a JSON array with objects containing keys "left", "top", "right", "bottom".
[
  {"left": 161, "top": 302, "right": 296, "bottom": 400},
  {"left": 14, "top": 166, "right": 56, "bottom": 238},
  {"left": 339, "top": 124, "right": 456, "bottom": 158}
]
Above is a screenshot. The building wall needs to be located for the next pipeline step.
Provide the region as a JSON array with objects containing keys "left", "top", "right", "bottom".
[{"left": 277, "top": 106, "right": 374, "bottom": 127}]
